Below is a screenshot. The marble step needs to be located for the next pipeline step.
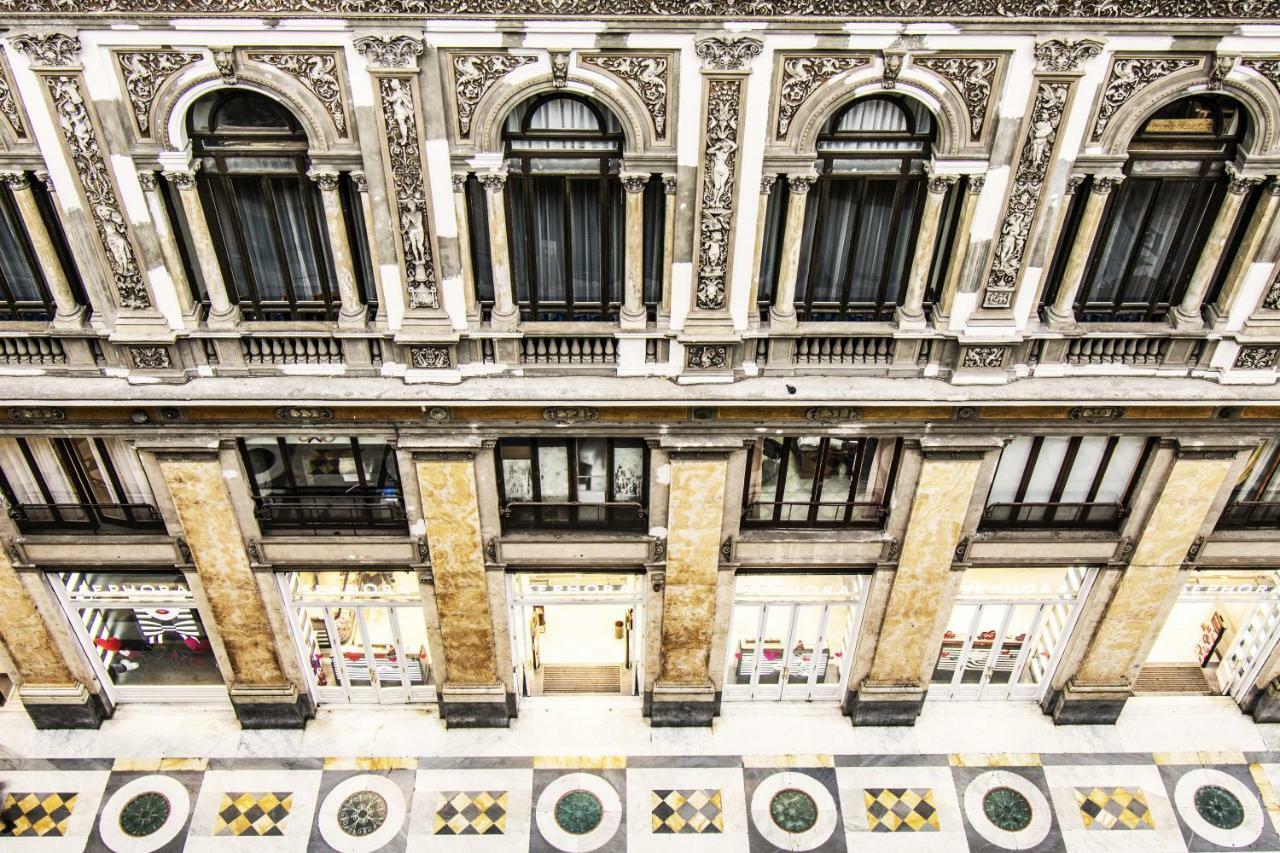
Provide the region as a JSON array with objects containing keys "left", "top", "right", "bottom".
[
  {"left": 1132, "top": 663, "right": 1215, "bottom": 695},
  {"left": 541, "top": 664, "right": 622, "bottom": 694}
]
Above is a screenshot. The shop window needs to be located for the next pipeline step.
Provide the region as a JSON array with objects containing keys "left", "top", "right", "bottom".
[
  {"left": 238, "top": 437, "right": 404, "bottom": 535},
  {"left": 51, "top": 571, "right": 223, "bottom": 696},
  {"left": 741, "top": 436, "right": 900, "bottom": 528},
  {"left": 782, "top": 96, "right": 953, "bottom": 322},
  {"left": 178, "top": 90, "right": 374, "bottom": 321},
  {"left": 0, "top": 437, "right": 163, "bottom": 534},
  {"left": 495, "top": 437, "right": 648, "bottom": 531},
  {"left": 1047, "top": 95, "right": 1248, "bottom": 323},
  {"left": 982, "top": 435, "right": 1155, "bottom": 530},
  {"left": 1218, "top": 439, "right": 1280, "bottom": 529}
]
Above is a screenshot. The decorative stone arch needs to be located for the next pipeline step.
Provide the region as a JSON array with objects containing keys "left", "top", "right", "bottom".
[
  {"left": 1091, "top": 68, "right": 1279, "bottom": 159},
  {"left": 781, "top": 65, "right": 971, "bottom": 160},
  {"left": 470, "top": 63, "right": 659, "bottom": 158},
  {"left": 154, "top": 62, "right": 348, "bottom": 156}
]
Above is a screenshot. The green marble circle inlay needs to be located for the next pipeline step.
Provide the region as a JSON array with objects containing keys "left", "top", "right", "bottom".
[
  {"left": 769, "top": 788, "right": 819, "bottom": 833},
  {"left": 118, "top": 792, "right": 170, "bottom": 837},
  {"left": 1194, "top": 784, "right": 1245, "bottom": 830},
  {"left": 982, "top": 786, "right": 1033, "bottom": 832},
  {"left": 554, "top": 789, "right": 603, "bottom": 835},
  {"left": 337, "top": 790, "right": 388, "bottom": 837}
]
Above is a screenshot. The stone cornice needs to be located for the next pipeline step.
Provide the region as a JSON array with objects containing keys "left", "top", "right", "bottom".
[{"left": 1, "top": 0, "right": 1275, "bottom": 18}]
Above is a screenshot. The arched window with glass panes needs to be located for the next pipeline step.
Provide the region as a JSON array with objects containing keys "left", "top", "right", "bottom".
[
  {"left": 1045, "top": 95, "right": 1251, "bottom": 323},
  {"left": 758, "top": 95, "right": 960, "bottom": 322},
  {"left": 172, "top": 90, "right": 375, "bottom": 322}
]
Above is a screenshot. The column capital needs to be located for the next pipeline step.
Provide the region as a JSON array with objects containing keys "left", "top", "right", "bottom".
[
  {"left": 1227, "top": 164, "right": 1265, "bottom": 195},
  {"left": 307, "top": 169, "right": 341, "bottom": 192},
  {"left": 136, "top": 171, "right": 158, "bottom": 192},
  {"left": 478, "top": 171, "right": 507, "bottom": 193},
  {"left": 926, "top": 172, "right": 959, "bottom": 194},
  {"left": 662, "top": 174, "right": 678, "bottom": 195},
  {"left": 759, "top": 174, "right": 777, "bottom": 194},
  {"left": 164, "top": 170, "right": 199, "bottom": 191},
  {"left": 1092, "top": 174, "right": 1126, "bottom": 194},
  {"left": 787, "top": 173, "right": 818, "bottom": 194},
  {"left": 693, "top": 36, "right": 762, "bottom": 72},
  {"left": 0, "top": 171, "right": 28, "bottom": 190},
  {"left": 619, "top": 172, "right": 649, "bottom": 194},
  {"left": 966, "top": 174, "right": 985, "bottom": 194},
  {"left": 450, "top": 172, "right": 467, "bottom": 193},
  {"left": 350, "top": 171, "right": 368, "bottom": 193},
  {"left": 1065, "top": 174, "right": 1086, "bottom": 195}
]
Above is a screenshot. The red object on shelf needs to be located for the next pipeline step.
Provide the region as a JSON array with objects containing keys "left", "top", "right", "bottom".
[{"left": 94, "top": 636, "right": 122, "bottom": 652}]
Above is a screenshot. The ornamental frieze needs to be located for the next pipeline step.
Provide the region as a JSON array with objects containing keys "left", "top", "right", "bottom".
[
  {"left": 580, "top": 53, "right": 671, "bottom": 138},
  {"left": 913, "top": 55, "right": 999, "bottom": 141},
  {"left": 774, "top": 54, "right": 869, "bottom": 140},
  {"left": 114, "top": 50, "right": 202, "bottom": 136},
  {"left": 1033, "top": 38, "right": 1103, "bottom": 73},
  {"left": 244, "top": 50, "right": 349, "bottom": 136},
  {"left": 1090, "top": 55, "right": 1201, "bottom": 141},
  {"left": 0, "top": 0, "right": 1278, "bottom": 16},
  {"left": 449, "top": 53, "right": 536, "bottom": 137},
  {"left": 981, "top": 80, "right": 1070, "bottom": 309},
  {"left": 1242, "top": 58, "right": 1280, "bottom": 94},
  {"left": 695, "top": 37, "right": 762, "bottom": 72},
  {"left": 10, "top": 33, "right": 80, "bottom": 67}
]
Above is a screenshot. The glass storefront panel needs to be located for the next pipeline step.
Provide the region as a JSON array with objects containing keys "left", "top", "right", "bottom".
[{"left": 53, "top": 571, "right": 224, "bottom": 700}]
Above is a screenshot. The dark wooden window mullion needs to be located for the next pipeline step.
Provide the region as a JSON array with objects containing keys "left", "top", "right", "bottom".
[
  {"left": 837, "top": 179, "right": 868, "bottom": 320},
  {"left": 806, "top": 439, "right": 829, "bottom": 525},
  {"left": 881, "top": 439, "right": 902, "bottom": 507},
  {"left": 773, "top": 439, "right": 792, "bottom": 523},
  {"left": 801, "top": 178, "right": 833, "bottom": 320},
  {"left": 1084, "top": 436, "right": 1120, "bottom": 504},
  {"left": 598, "top": 173, "right": 610, "bottom": 319},
  {"left": 561, "top": 177, "right": 574, "bottom": 320},
  {"left": 350, "top": 438, "right": 368, "bottom": 492},
  {"left": 277, "top": 436, "right": 300, "bottom": 491},
  {"left": 261, "top": 177, "right": 300, "bottom": 318},
  {"left": 1111, "top": 182, "right": 1161, "bottom": 317},
  {"left": 529, "top": 439, "right": 543, "bottom": 503},
  {"left": 51, "top": 438, "right": 95, "bottom": 518},
  {"left": 520, "top": 175, "right": 540, "bottom": 319},
  {"left": 873, "top": 177, "right": 910, "bottom": 317},
  {"left": 841, "top": 440, "right": 866, "bottom": 524},
  {"left": 1013, "top": 436, "right": 1044, "bottom": 504},
  {"left": 1120, "top": 438, "right": 1157, "bottom": 507},
  {"left": 1047, "top": 437, "right": 1081, "bottom": 505},
  {"left": 237, "top": 439, "right": 263, "bottom": 499},
  {"left": 215, "top": 176, "right": 266, "bottom": 314}
]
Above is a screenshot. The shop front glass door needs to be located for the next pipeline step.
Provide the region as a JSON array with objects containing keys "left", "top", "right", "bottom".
[
  {"left": 934, "top": 603, "right": 1041, "bottom": 700},
  {"left": 729, "top": 602, "right": 857, "bottom": 701}
]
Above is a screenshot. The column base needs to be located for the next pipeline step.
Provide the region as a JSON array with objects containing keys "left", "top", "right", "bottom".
[
  {"left": 1247, "top": 680, "right": 1280, "bottom": 723},
  {"left": 439, "top": 683, "right": 514, "bottom": 728},
  {"left": 206, "top": 305, "right": 243, "bottom": 330},
  {"left": 843, "top": 682, "right": 924, "bottom": 726},
  {"left": 489, "top": 306, "right": 520, "bottom": 333},
  {"left": 50, "top": 306, "right": 88, "bottom": 331},
  {"left": 1047, "top": 681, "right": 1129, "bottom": 725},
  {"left": 1042, "top": 305, "right": 1079, "bottom": 331},
  {"left": 620, "top": 306, "right": 648, "bottom": 331},
  {"left": 338, "top": 306, "right": 369, "bottom": 330},
  {"left": 19, "top": 684, "right": 109, "bottom": 730},
  {"left": 1167, "top": 305, "right": 1205, "bottom": 332},
  {"left": 648, "top": 682, "right": 717, "bottom": 727},
  {"left": 229, "top": 684, "right": 314, "bottom": 730},
  {"left": 894, "top": 306, "right": 927, "bottom": 331},
  {"left": 768, "top": 306, "right": 797, "bottom": 331}
]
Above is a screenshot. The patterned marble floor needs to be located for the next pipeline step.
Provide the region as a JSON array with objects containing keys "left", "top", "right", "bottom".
[{"left": 5, "top": 751, "right": 1280, "bottom": 852}]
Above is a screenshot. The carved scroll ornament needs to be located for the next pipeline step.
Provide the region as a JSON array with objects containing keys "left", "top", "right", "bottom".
[
  {"left": 451, "top": 53, "right": 535, "bottom": 137},
  {"left": 10, "top": 33, "right": 80, "bottom": 67},
  {"left": 914, "top": 55, "right": 998, "bottom": 139},
  {"left": 245, "top": 51, "right": 348, "bottom": 134},
  {"left": 115, "top": 50, "right": 201, "bottom": 135},
  {"left": 1033, "top": 38, "right": 1103, "bottom": 73},
  {"left": 695, "top": 78, "right": 743, "bottom": 310},
  {"left": 379, "top": 76, "right": 438, "bottom": 309},
  {"left": 694, "top": 37, "right": 762, "bottom": 72},
  {"left": 775, "top": 55, "right": 869, "bottom": 139},
  {"left": 1091, "top": 57, "right": 1200, "bottom": 140},
  {"left": 580, "top": 53, "right": 670, "bottom": 137},
  {"left": 0, "top": 62, "right": 26, "bottom": 138},
  {"left": 981, "top": 81, "right": 1070, "bottom": 309},
  {"left": 354, "top": 35, "right": 423, "bottom": 70}
]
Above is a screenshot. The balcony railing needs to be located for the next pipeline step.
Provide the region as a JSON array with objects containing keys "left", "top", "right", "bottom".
[
  {"left": 1216, "top": 500, "right": 1280, "bottom": 530},
  {"left": 1066, "top": 337, "right": 1168, "bottom": 366},
  {"left": 0, "top": 336, "right": 67, "bottom": 365},
  {"left": 253, "top": 492, "right": 407, "bottom": 535},
  {"left": 242, "top": 336, "right": 345, "bottom": 366},
  {"left": 8, "top": 502, "right": 165, "bottom": 534},
  {"left": 520, "top": 335, "right": 618, "bottom": 366},
  {"left": 501, "top": 500, "right": 646, "bottom": 531},
  {"left": 981, "top": 501, "right": 1128, "bottom": 531},
  {"left": 741, "top": 500, "right": 888, "bottom": 529},
  {"left": 794, "top": 335, "right": 895, "bottom": 366}
]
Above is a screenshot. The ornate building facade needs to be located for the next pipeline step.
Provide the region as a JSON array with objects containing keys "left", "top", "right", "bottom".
[{"left": 0, "top": 3, "right": 1277, "bottom": 731}]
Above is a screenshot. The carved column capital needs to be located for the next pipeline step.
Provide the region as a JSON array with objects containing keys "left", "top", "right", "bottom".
[
  {"left": 1065, "top": 174, "right": 1086, "bottom": 195},
  {"left": 694, "top": 36, "right": 762, "bottom": 72},
  {"left": 479, "top": 171, "right": 507, "bottom": 193},
  {"left": 11, "top": 33, "right": 81, "bottom": 68},
  {"left": 450, "top": 172, "right": 468, "bottom": 193},
  {"left": 1033, "top": 38, "right": 1103, "bottom": 73},
  {"left": 165, "top": 170, "right": 199, "bottom": 191},
  {"left": 787, "top": 174, "right": 817, "bottom": 194},
  {"left": 927, "top": 173, "right": 959, "bottom": 194},
  {"left": 966, "top": 175, "right": 986, "bottom": 194},
  {"left": 355, "top": 35, "right": 425, "bottom": 71},
  {"left": 662, "top": 174, "right": 678, "bottom": 195},
  {"left": 307, "top": 169, "right": 341, "bottom": 192},
  {"left": 0, "top": 171, "right": 29, "bottom": 191},
  {"left": 136, "top": 171, "right": 158, "bottom": 192},
  {"left": 620, "top": 172, "right": 649, "bottom": 194},
  {"left": 759, "top": 174, "right": 777, "bottom": 194},
  {"left": 350, "top": 171, "right": 368, "bottom": 193},
  {"left": 1227, "top": 164, "right": 1265, "bottom": 195},
  {"left": 1092, "top": 174, "right": 1125, "bottom": 194}
]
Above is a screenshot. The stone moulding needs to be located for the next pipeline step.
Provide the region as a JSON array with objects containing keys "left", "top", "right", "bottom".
[
  {"left": 115, "top": 50, "right": 202, "bottom": 137},
  {"left": 774, "top": 54, "right": 869, "bottom": 140},
  {"left": 3, "top": 0, "right": 1276, "bottom": 18},
  {"left": 1090, "top": 55, "right": 1201, "bottom": 141},
  {"left": 450, "top": 53, "right": 536, "bottom": 137}
]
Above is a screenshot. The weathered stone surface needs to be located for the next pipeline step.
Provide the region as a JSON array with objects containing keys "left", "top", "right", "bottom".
[{"left": 0, "top": 549, "right": 76, "bottom": 686}]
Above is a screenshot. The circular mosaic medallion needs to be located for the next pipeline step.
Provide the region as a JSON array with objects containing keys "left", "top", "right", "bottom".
[
  {"left": 769, "top": 788, "right": 819, "bottom": 833},
  {"left": 336, "top": 791, "right": 388, "bottom": 837},
  {"left": 1194, "top": 784, "right": 1245, "bottom": 830},
  {"left": 554, "top": 789, "right": 604, "bottom": 835},
  {"left": 982, "top": 786, "right": 1033, "bottom": 832},
  {"left": 119, "top": 792, "right": 171, "bottom": 838}
]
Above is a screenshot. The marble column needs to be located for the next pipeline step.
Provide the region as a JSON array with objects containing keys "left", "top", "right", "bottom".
[
  {"left": 413, "top": 451, "right": 510, "bottom": 727},
  {"left": 660, "top": 174, "right": 677, "bottom": 321},
  {"left": 1211, "top": 178, "right": 1280, "bottom": 324},
  {"left": 480, "top": 171, "right": 518, "bottom": 331},
  {"left": 1046, "top": 175, "right": 1123, "bottom": 327},
  {"left": 450, "top": 173, "right": 479, "bottom": 323},
  {"left": 846, "top": 438, "right": 996, "bottom": 725},
  {"left": 1170, "top": 168, "right": 1264, "bottom": 330},
  {"left": 652, "top": 445, "right": 731, "bottom": 726},
  {"left": 768, "top": 174, "right": 816, "bottom": 331},
  {"left": 0, "top": 172, "right": 83, "bottom": 327},
  {"left": 309, "top": 170, "right": 367, "bottom": 328},
  {"left": 933, "top": 176, "right": 984, "bottom": 324},
  {"left": 350, "top": 171, "right": 388, "bottom": 322},
  {"left": 620, "top": 173, "right": 649, "bottom": 330},
  {"left": 0, "top": 547, "right": 106, "bottom": 728},
  {"left": 158, "top": 450, "right": 311, "bottom": 728},
  {"left": 898, "top": 172, "right": 958, "bottom": 329},
  {"left": 135, "top": 171, "right": 198, "bottom": 321},
  {"left": 165, "top": 170, "right": 240, "bottom": 327},
  {"left": 1050, "top": 441, "right": 1242, "bottom": 724},
  {"left": 745, "top": 175, "right": 776, "bottom": 330}
]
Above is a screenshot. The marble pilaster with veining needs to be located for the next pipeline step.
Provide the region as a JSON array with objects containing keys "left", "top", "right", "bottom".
[{"left": 0, "top": 549, "right": 76, "bottom": 686}]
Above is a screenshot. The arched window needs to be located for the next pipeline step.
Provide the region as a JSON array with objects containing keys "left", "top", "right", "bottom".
[
  {"left": 501, "top": 94, "right": 627, "bottom": 321},
  {"left": 181, "top": 90, "right": 370, "bottom": 321},
  {"left": 764, "top": 95, "right": 953, "bottom": 322},
  {"left": 1057, "top": 95, "right": 1248, "bottom": 322}
]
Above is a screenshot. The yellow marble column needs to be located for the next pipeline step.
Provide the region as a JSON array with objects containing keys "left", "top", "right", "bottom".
[
  {"left": 0, "top": 548, "right": 105, "bottom": 728},
  {"left": 847, "top": 439, "right": 992, "bottom": 725},
  {"left": 1051, "top": 443, "right": 1239, "bottom": 724},
  {"left": 414, "top": 454, "right": 510, "bottom": 727},
  {"left": 653, "top": 451, "right": 728, "bottom": 726},
  {"left": 158, "top": 452, "right": 311, "bottom": 728}
]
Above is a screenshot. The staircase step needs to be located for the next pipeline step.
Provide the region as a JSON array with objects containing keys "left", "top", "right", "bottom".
[
  {"left": 1132, "top": 664, "right": 1215, "bottom": 695},
  {"left": 541, "top": 665, "right": 622, "bottom": 694}
]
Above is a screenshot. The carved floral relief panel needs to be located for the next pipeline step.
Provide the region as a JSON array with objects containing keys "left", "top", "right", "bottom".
[
  {"left": 243, "top": 49, "right": 351, "bottom": 137},
  {"left": 579, "top": 51, "right": 674, "bottom": 140},
  {"left": 113, "top": 49, "right": 202, "bottom": 138},
  {"left": 772, "top": 52, "right": 871, "bottom": 141},
  {"left": 1089, "top": 54, "right": 1204, "bottom": 141},
  {"left": 694, "top": 77, "right": 744, "bottom": 310},
  {"left": 448, "top": 52, "right": 536, "bottom": 138},
  {"left": 0, "top": 53, "right": 28, "bottom": 140},
  {"left": 375, "top": 74, "right": 439, "bottom": 309},
  {"left": 912, "top": 54, "right": 1002, "bottom": 142}
]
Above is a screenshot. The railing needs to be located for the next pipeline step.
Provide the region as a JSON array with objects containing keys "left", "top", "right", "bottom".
[
  {"left": 1216, "top": 500, "right": 1280, "bottom": 530},
  {"left": 520, "top": 335, "right": 618, "bottom": 365},
  {"left": 981, "top": 501, "right": 1128, "bottom": 531},
  {"left": 253, "top": 493, "right": 407, "bottom": 535},
  {"left": 0, "top": 337, "right": 66, "bottom": 365},
  {"left": 242, "top": 336, "right": 345, "bottom": 366},
  {"left": 8, "top": 502, "right": 165, "bottom": 534},
  {"left": 794, "top": 335, "right": 895, "bottom": 366},
  {"left": 741, "top": 500, "right": 888, "bottom": 529},
  {"left": 1065, "top": 337, "right": 1168, "bottom": 366},
  {"left": 501, "top": 500, "right": 646, "bottom": 531}
]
